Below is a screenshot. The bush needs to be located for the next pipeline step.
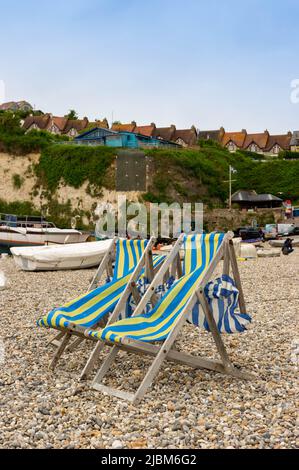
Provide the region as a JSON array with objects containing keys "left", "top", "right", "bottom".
[
  {"left": 279, "top": 150, "right": 299, "bottom": 160},
  {"left": 12, "top": 174, "right": 24, "bottom": 189},
  {"left": 0, "top": 111, "right": 69, "bottom": 155},
  {"left": 0, "top": 198, "right": 38, "bottom": 216},
  {"left": 237, "top": 149, "right": 265, "bottom": 160}
]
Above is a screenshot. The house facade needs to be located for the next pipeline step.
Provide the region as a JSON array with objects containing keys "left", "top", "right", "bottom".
[
  {"left": 154, "top": 124, "right": 198, "bottom": 147},
  {"left": 197, "top": 127, "right": 225, "bottom": 144},
  {"left": 222, "top": 130, "right": 247, "bottom": 152},
  {"left": 221, "top": 129, "right": 292, "bottom": 155},
  {"left": 74, "top": 127, "right": 180, "bottom": 149},
  {"left": 112, "top": 122, "right": 198, "bottom": 147},
  {"left": 22, "top": 114, "right": 108, "bottom": 137},
  {"left": 290, "top": 131, "right": 299, "bottom": 152}
]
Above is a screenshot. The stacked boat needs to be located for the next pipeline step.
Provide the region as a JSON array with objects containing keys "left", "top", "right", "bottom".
[
  {"left": 0, "top": 212, "right": 112, "bottom": 272},
  {"left": 0, "top": 213, "right": 89, "bottom": 248}
]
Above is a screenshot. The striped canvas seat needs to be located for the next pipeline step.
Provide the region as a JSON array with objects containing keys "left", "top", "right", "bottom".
[
  {"left": 37, "top": 239, "right": 164, "bottom": 330},
  {"left": 86, "top": 233, "right": 250, "bottom": 344}
]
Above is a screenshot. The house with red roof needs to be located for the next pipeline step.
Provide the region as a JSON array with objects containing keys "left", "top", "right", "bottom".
[
  {"left": 263, "top": 132, "right": 292, "bottom": 155},
  {"left": 222, "top": 129, "right": 292, "bottom": 155},
  {"left": 22, "top": 114, "right": 108, "bottom": 137},
  {"left": 222, "top": 130, "right": 247, "bottom": 152}
]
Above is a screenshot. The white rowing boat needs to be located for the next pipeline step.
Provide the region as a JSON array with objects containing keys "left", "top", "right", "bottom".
[{"left": 10, "top": 240, "right": 113, "bottom": 271}]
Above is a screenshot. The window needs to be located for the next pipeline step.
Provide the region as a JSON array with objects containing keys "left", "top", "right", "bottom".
[
  {"left": 273, "top": 144, "right": 280, "bottom": 154},
  {"left": 228, "top": 141, "right": 236, "bottom": 152}
]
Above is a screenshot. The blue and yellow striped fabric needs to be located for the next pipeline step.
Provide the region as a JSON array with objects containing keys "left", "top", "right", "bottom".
[
  {"left": 86, "top": 234, "right": 226, "bottom": 344},
  {"left": 37, "top": 239, "right": 163, "bottom": 330},
  {"left": 183, "top": 233, "right": 224, "bottom": 275}
]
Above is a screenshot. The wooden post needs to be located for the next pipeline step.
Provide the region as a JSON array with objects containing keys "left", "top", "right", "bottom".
[
  {"left": 229, "top": 241, "right": 246, "bottom": 313},
  {"left": 222, "top": 241, "right": 230, "bottom": 276},
  {"left": 197, "top": 291, "right": 232, "bottom": 370}
]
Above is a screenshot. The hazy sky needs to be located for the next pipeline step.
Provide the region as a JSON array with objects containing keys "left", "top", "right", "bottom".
[{"left": 1, "top": 0, "right": 298, "bottom": 132}]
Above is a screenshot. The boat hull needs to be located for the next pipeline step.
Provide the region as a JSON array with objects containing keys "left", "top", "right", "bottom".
[
  {"left": 10, "top": 240, "right": 112, "bottom": 271},
  {"left": 0, "top": 228, "right": 89, "bottom": 249}
]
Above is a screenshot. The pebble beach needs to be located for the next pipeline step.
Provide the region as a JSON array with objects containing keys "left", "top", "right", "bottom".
[{"left": 0, "top": 251, "right": 298, "bottom": 449}]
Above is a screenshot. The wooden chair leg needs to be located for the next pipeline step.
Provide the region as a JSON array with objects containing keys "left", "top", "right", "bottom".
[
  {"left": 229, "top": 242, "right": 246, "bottom": 313},
  {"left": 49, "top": 333, "right": 72, "bottom": 371},
  {"left": 80, "top": 342, "right": 105, "bottom": 381},
  {"left": 197, "top": 290, "right": 233, "bottom": 371},
  {"left": 92, "top": 345, "right": 120, "bottom": 387},
  {"left": 223, "top": 242, "right": 230, "bottom": 276}
]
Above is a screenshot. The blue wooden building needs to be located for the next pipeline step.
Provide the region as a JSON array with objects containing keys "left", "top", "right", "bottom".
[{"left": 74, "top": 127, "right": 180, "bottom": 149}]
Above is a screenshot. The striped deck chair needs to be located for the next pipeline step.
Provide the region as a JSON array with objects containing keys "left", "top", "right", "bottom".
[
  {"left": 37, "top": 237, "right": 165, "bottom": 370},
  {"left": 84, "top": 232, "right": 253, "bottom": 404}
]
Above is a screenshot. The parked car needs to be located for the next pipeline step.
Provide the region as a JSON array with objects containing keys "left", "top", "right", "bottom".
[
  {"left": 264, "top": 223, "right": 296, "bottom": 239},
  {"left": 289, "top": 226, "right": 299, "bottom": 236},
  {"left": 239, "top": 227, "right": 263, "bottom": 241}
]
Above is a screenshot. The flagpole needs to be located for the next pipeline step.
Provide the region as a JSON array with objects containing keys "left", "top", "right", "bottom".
[{"left": 224, "top": 166, "right": 236, "bottom": 210}]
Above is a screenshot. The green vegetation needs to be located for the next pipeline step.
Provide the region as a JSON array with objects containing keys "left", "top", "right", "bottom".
[
  {"left": 232, "top": 157, "right": 299, "bottom": 203},
  {"left": 64, "top": 109, "right": 78, "bottom": 120},
  {"left": 0, "top": 197, "right": 89, "bottom": 230},
  {"left": 143, "top": 147, "right": 299, "bottom": 205},
  {"left": 12, "top": 174, "right": 24, "bottom": 189},
  {"left": 0, "top": 198, "right": 38, "bottom": 217},
  {"left": 279, "top": 150, "right": 299, "bottom": 160},
  {"left": 0, "top": 110, "right": 69, "bottom": 155},
  {"left": 31, "top": 143, "right": 299, "bottom": 206},
  {"left": 35, "top": 144, "right": 115, "bottom": 192}
]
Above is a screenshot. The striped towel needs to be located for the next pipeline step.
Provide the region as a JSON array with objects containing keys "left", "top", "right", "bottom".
[{"left": 188, "top": 275, "right": 251, "bottom": 333}]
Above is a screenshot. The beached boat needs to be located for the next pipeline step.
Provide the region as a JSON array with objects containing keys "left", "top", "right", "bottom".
[
  {"left": 10, "top": 240, "right": 113, "bottom": 271},
  {"left": 269, "top": 238, "right": 299, "bottom": 248},
  {"left": 0, "top": 213, "right": 89, "bottom": 249}
]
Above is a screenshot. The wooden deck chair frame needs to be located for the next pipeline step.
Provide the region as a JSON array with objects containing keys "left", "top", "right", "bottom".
[
  {"left": 48, "top": 237, "right": 160, "bottom": 370},
  {"left": 88, "top": 232, "right": 254, "bottom": 404}
]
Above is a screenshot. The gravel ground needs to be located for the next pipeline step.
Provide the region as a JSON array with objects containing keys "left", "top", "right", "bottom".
[{"left": 0, "top": 251, "right": 298, "bottom": 449}]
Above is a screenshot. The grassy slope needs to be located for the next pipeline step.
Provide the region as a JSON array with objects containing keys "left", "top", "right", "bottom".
[
  {"left": 33, "top": 144, "right": 299, "bottom": 206},
  {"left": 144, "top": 146, "right": 299, "bottom": 206}
]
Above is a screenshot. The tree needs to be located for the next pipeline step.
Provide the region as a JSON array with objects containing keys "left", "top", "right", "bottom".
[
  {"left": 65, "top": 109, "right": 78, "bottom": 120},
  {"left": 0, "top": 111, "right": 23, "bottom": 134}
]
